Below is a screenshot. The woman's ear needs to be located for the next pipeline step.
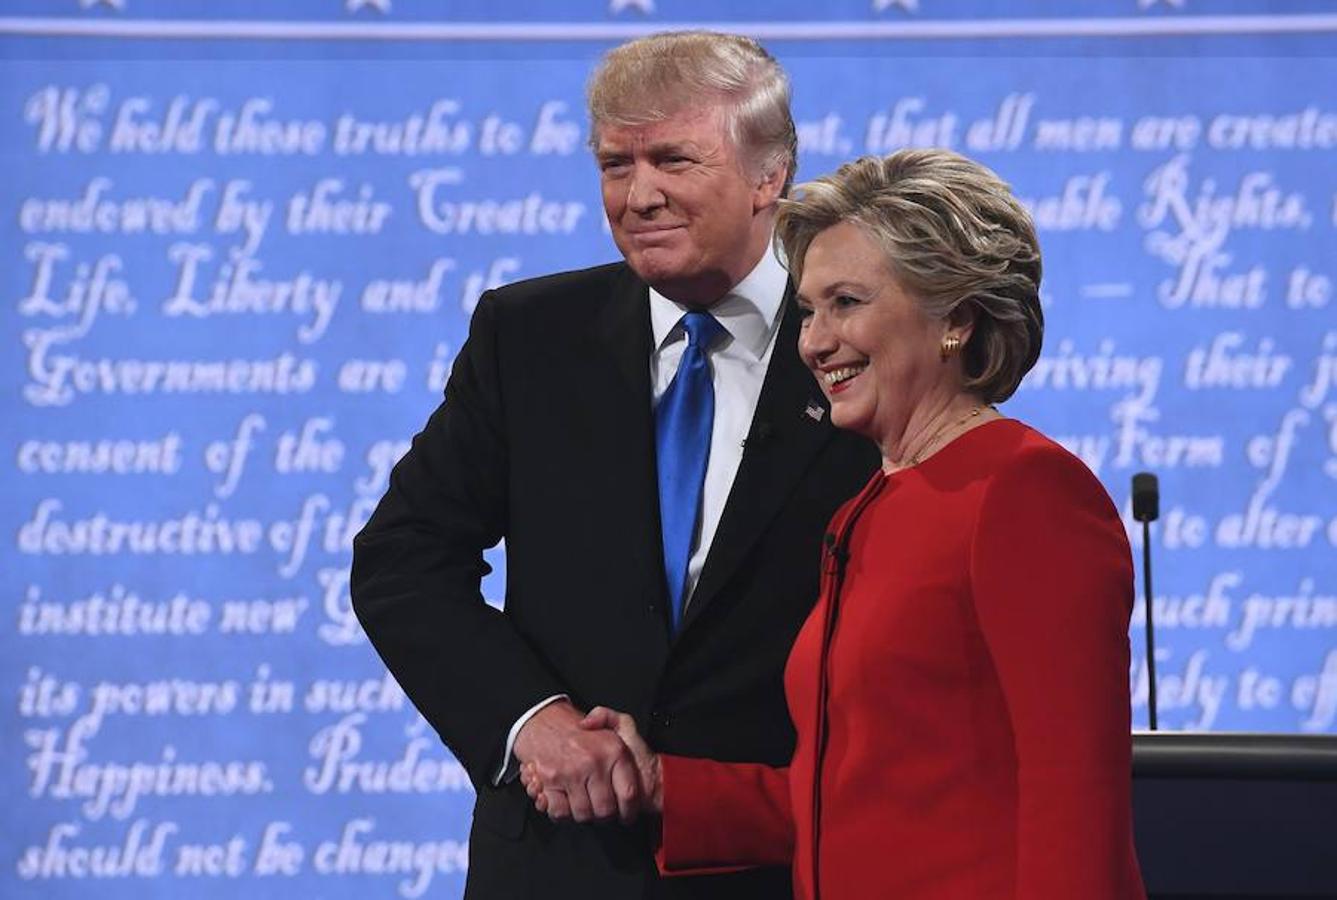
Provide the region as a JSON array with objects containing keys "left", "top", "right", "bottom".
[{"left": 946, "top": 301, "right": 977, "bottom": 347}]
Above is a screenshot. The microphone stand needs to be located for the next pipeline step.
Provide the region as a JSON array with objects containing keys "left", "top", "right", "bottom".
[{"left": 1133, "top": 472, "right": 1160, "bottom": 731}]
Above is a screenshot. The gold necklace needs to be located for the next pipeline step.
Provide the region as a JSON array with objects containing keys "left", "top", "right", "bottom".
[{"left": 907, "top": 405, "right": 986, "bottom": 466}]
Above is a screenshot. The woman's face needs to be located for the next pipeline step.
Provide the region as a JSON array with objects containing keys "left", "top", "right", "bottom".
[{"left": 796, "top": 221, "right": 952, "bottom": 446}]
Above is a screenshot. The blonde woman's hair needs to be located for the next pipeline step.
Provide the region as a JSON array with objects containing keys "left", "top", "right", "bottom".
[{"left": 777, "top": 149, "right": 1043, "bottom": 402}]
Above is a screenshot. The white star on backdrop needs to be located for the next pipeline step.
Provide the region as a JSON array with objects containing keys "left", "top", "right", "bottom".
[{"left": 347, "top": 0, "right": 392, "bottom": 13}]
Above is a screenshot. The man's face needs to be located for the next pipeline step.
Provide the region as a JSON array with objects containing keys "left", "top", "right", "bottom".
[{"left": 596, "top": 106, "right": 783, "bottom": 306}]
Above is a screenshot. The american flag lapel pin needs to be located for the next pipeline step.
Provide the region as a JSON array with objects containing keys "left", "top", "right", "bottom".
[{"left": 804, "top": 400, "right": 825, "bottom": 423}]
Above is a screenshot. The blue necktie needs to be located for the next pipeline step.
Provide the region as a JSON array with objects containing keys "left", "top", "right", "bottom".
[{"left": 656, "top": 311, "right": 724, "bottom": 633}]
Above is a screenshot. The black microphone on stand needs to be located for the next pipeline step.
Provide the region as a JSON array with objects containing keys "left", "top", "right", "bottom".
[{"left": 1132, "top": 472, "right": 1160, "bottom": 731}]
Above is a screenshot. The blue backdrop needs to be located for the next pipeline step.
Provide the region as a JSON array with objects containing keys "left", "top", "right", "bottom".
[{"left": 3, "top": 1, "right": 1335, "bottom": 897}]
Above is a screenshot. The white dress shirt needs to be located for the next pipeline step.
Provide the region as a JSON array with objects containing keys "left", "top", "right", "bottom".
[
  {"left": 647, "top": 247, "right": 787, "bottom": 609},
  {"left": 494, "top": 247, "right": 789, "bottom": 783}
]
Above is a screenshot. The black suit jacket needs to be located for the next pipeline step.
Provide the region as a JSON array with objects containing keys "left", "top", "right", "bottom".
[{"left": 351, "top": 262, "right": 878, "bottom": 900}]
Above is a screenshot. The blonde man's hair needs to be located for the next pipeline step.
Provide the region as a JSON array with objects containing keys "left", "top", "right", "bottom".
[
  {"left": 777, "top": 149, "right": 1044, "bottom": 403},
  {"left": 587, "top": 31, "right": 796, "bottom": 193}
]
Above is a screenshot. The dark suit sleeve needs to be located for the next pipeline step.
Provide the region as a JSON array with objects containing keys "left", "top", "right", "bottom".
[
  {"left": 351, "top": 291, "right": 566, "bottom": 787},
  {"left": 970, "top": 444, "right": 1142, "bottom": 898}
]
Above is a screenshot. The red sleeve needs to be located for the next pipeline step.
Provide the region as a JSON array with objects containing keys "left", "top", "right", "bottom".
[
  {"left": 970, "top": 444, "right": 1143, "bottom": 898},
  {"left": 656, "top": 755, "right": 794, "bottom": 875}
]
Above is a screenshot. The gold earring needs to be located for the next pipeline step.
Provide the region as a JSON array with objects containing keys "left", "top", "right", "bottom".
[{"left": 940, "top": 335, "right": 961, "bottom": 360}]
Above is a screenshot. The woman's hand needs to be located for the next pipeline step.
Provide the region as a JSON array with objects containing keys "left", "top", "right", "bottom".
[{"left": 521, "top": 706, "right": 662, "bottom": 821}]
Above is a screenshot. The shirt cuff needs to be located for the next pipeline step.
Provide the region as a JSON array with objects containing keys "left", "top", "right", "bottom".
[{"left": 493, "top": 694, "right": 569, "bottom": 785}]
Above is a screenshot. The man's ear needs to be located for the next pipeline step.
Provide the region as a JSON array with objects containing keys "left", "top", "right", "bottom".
[{"left": 753, "top": 161, "right": 787, "bottom": 212}]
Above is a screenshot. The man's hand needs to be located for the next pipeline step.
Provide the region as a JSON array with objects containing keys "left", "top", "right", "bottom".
[
  {"left": 513, "top": 700, "right": 643, "bottom": 824},
  {"left": 580, "top": 707, "right": 663, "bottom": 814},
  {"left": 521, "top": 706, "right": 662, "bottom": 819}
]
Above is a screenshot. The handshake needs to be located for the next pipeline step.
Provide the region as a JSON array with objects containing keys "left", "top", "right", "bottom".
[{"left": 514, "top": 701, "right": 662, "bottom": 824}]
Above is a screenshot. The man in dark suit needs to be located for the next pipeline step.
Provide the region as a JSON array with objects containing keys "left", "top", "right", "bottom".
[{"left": 351, "top": 31, "right": 877, "bottom": 899}]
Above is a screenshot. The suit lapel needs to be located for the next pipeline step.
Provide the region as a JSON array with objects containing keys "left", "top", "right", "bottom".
[
  {"left": 680, "top": 299, "right": 835, "bottom": 633},
  {"left": 595, "top": 267, "right": 656, "bottom": 416},
  {"left": 591, "top": 267, "right": 672, "bottom": 635}
]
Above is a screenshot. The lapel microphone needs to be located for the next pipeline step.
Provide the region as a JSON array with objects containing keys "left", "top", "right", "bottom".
[{"left": 743, "top": 421, "right": 775, "bottom": 449}]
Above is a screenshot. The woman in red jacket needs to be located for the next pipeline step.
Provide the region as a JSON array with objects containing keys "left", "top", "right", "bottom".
[{"left": 526, "top": 149, "right": 1146, "bottom": 900}]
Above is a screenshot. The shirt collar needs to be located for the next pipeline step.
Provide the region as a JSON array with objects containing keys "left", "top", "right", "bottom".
[{"left": 648, "top": 243, "right": 788, "bottom": 361}]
